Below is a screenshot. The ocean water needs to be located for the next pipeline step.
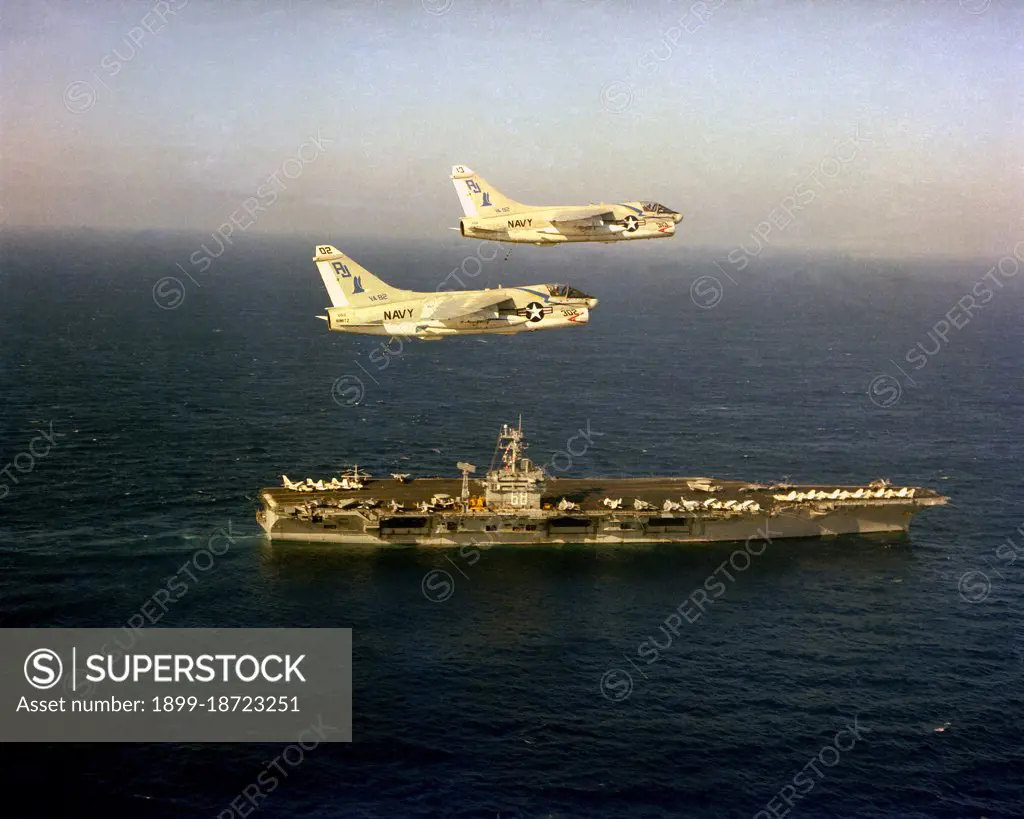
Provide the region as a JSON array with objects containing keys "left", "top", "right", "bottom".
[{"left": 1, "top": 229, "right": 1022, "bottom": 818}]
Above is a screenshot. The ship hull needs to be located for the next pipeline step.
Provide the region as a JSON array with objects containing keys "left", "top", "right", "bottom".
[{"left": 257, "top": 500, "right": 927, "bottom": 547}]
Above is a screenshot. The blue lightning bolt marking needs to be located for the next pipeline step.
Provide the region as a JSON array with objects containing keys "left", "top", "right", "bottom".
[{"left": 515, "top": 287, "right": 550, "bottom": 302}]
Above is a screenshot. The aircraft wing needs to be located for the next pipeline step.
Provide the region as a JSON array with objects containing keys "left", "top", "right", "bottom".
[
  {"left": 419, "top": 292, "right": 513, "bottom": 321},
  {"left": 548, "top": 210, "right": 617, "bottom": 228}
]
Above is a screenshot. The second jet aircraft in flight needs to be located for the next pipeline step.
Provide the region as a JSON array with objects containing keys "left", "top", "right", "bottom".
[
  {"left": 450, "top": 164, "right": 683, "bottom": 246},
  {"left": 313, "top": 245, "right": 598, "bottom": 339}
]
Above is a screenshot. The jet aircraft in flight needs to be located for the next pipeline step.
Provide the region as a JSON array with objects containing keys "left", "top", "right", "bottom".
[
  {"left": 313, "top": 245, "right": 598, "bottom": 339},
  {"left": 450, "top": 165, "right": 682, "bottom": 245}
]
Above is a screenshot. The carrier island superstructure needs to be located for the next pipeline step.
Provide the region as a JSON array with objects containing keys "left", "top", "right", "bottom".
[{"left": 256, "top": 421, "right": 947, "bottom": 546}]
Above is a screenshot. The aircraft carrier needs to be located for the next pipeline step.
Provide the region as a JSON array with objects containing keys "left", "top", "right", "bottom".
[{"left": 256, "top": 421, "right": 948, "bottom": 546}]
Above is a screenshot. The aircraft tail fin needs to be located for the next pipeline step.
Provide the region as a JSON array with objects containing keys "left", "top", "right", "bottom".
[
  {"left": 450, "top": 164, "right": 525, "bottom": 217},
  {"left": 313, "top": 245, "right": 410, "bottom": 309}
]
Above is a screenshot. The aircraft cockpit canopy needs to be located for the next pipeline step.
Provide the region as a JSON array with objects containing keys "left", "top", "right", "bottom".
[
  {"left": 547, "top": 284, "right": 592, "bottom": 299},
  {"left": 641, "top": 201, "right": 675, "bottom": 215}
]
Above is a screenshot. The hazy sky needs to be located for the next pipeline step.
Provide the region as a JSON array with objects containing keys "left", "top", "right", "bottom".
[{"left": 1, "top": 0, "right": 1021, "bottom": 257}]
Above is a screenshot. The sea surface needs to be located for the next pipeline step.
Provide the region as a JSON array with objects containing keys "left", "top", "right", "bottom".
[{"left": 1, "top": 230, "right": 1022, "bottom": 818}]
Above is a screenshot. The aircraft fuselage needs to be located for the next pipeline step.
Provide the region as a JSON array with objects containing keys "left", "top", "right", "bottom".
[
  {"left": 325, "top": 285, "right": 596, "bottom": 338},
  {"left": 460, "top": 203, "right": 680, "bottom": 245}
]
